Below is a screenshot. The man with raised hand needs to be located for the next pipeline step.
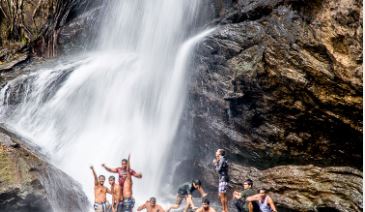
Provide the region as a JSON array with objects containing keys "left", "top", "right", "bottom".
[
  {"left": 137, "top": 197, "right": 165, "bottom": 212},
  {"left": 121, "top": 154, "right": 135, "bottom": 212},
  {"left": 91, "top": 166, "right": 111, "bottom": 212},
  {"left": 102, "top": 158, "right": 142, "bottom": 193}
]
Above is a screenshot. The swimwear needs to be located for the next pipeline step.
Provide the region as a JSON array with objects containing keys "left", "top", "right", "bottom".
[{"left": 94, "top": 202, "right": 110, "bottom": 212}]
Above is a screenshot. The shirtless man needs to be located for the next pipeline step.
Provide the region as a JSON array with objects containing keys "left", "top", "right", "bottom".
[
  {"left": 108, "top": 176, "right": 122, "bottom": 212},
  {"left": 91, "top": 166, "right": 111, "bottom": 212},
  {"left": 121, "top": 154, "right": 135, "bottom": 212},
  {"left": 196, "top": 199, "right": 216, "bottom": 212},
  {"left": 102, "top": 158, "right": 142, "bottom": 193},
  {"left": 137, "top": 197, "right": 165, "bottom": 212}
]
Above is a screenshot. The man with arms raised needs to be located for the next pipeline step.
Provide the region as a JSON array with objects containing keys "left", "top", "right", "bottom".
[
  {"left": 137, "top": 197, "right": 165, "bottom": 212},
  {"left": 102, "top": 158, "right": 142, "bottom": 192},
  {"left": 121, "top": 154, "right": 135, "bottom": 212},
  {"left": 108, "top": 176, "right": 122, "bottom": 212},
  {"left": 91, "top": 166, "right": 111, "bottom": 212}
]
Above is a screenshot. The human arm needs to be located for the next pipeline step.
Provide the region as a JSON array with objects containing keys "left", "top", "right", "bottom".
[
  {"left": 215, "top": 157, "right": 224, "bottom": 172},
  {"left": 102, "top": 163, "right": 118, "bottom": 173},
  {"left": 246, "top": 193, "right": 262, "bottom": 202},
  {"left": 137, "top": 202, "right": 147, "bottom": 211},
  {"left": 267, "top": 196, "right": 277, "bottom": 212},
  {"left": 106, "top": 187, "right": 112, "bottom": 194},
  {"left": 90, "top": 166, "right": 98, "bottom": 185}
]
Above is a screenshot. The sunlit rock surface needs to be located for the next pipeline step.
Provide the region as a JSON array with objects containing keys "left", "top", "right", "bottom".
[{"left": 174, "top": 0, "right": 362, "bottom": 211}]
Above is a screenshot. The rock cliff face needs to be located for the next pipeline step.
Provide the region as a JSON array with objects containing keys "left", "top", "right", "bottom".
[
  {"left": 0, "top": 126, "right": 89, "bottom": 212},
  {"left": 173, "top": 0, "right": 362, "bottom": 211}
]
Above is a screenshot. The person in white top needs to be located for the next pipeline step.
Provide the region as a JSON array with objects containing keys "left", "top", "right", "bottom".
[{"left": 246, "top": 189, "right": 277, "bottom": 212}]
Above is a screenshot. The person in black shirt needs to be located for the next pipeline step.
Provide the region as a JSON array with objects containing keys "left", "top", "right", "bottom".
[
  {"left": 166, "top": 179, "right": 207, "bottom": 212},
  {"left": 213, "top": 149, "right": 229, "bottom": 212}
]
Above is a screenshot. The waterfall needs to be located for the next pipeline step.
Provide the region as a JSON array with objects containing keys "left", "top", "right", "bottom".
[{"left": 0, "top": 0, "right": 214, "bottom": 210}]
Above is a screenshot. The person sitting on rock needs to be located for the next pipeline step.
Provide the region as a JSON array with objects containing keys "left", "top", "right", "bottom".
[
  {"left": 246, "top": 189, "right": 277, "bottom": 212},
  {"left": 166, "top": 179, "right": 208, "bottom": 212},
  {"left": 196, "top": 199, "right": 216, "bottom": 212},
  {"left": 90, "top": 166, "right": 111, "bottom": 212},
  {"left": 137, "top": 197, "right": 165, "bottom": 212},
  {"left": 232, "top": 179, "right": 259, "bottom": 212},
  {"left": 108, "top": 176, "right": 122, "bottom": 212}
]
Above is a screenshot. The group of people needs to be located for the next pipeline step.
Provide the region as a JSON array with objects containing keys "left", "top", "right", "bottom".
[{"left": 90, "top": 149, "right": 278, "bottom": 212}]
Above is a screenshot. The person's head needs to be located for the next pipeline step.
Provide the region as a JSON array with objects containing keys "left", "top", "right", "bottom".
[
  {"left": 202, "top": 199, "right": 210, "bottom": 210},
  {"left": 121, "top": 159, "right": 128, "bottom": 169},
  {"left": 98, "top": 175, "right": 106, "bottom": 185},
  {"left": 259, "top": 189, "right": 267, "bottom": 198},
  {"left": 243, "top": 179, "right": 253, "bottom": 189},
  {"left": 216, "top": 149, "right": 225, "bottom": 158},
  {"left": 192, "top": 179, "right": 202, "bottom": 189},
  {"left": 149, "top": 197, "right": 156, "bottom": 207},
  {"left": 109, "top": 176, "right": 115, "bottom": 185}
]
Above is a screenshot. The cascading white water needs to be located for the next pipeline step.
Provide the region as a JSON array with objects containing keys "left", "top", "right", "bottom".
[{"left": 0, "top": 0, "right": 214, "bottom": 210}]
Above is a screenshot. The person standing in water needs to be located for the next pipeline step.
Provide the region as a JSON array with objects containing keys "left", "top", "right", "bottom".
[
  {"left": 196, "top": 199, "right": 216, "bottom": 212},
  {"left": 137, "top": 197, "right": 165, "bottom": 212},
  {"left": 246, "top": 189, "right": 277, "bottom": 212},
  {"left": 108, "top": 176, "right": 122, "bottom": 212},
  {"left": 121, "top": 154, "right": 135, "bottom": 212},
  {"left": 91, "top": 166, "right": 111, "bottom": 212},
  {"left": 213, "top": 149, "right": 229, "bottom": 212},
  {"left": 102, "top": 158, "right": 142, "bottom": 193},
  {"left": 166, "top": 179, "right": 207, "bottom": 212}
]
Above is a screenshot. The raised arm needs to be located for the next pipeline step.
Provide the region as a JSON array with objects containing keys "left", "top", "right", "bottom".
[
  {"left": 267, "top": 196, "right": 277, "bottom": 212},
  {"left": 90, "top": 166, "right": 98, "bottom": 185},
  {"left": 137, "top": 202, "right": 147, "bottom": 211},
  {"left": 102, "top": 163, "right": 118, "bottom": 173}
]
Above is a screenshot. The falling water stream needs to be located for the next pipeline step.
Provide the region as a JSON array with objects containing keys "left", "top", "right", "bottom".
[{"left": 0, "top": 0, "right": 214, "bottom": 211}]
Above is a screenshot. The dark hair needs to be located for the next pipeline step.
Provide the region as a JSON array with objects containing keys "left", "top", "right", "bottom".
[
  {"left": 202, "top": 199, "right": 210, "bottom": 205},
  {"left": 109, "top": 176, "right": 115, "bottom": 180},
  {"left": 244, "top": 179, "right": 253, "bottom": 186},
  {"left": 150, "top": 197, "right": 156, "bottom": 202},
  {"left": 99, "top": 175, "right": 105, "bottom": 179},
  {"left": 259, "top": 189, "right": 267, "bottom": 194},
  {"left": 218, "top": 149, "right": 226, "bottom": 156},
  {"left": 192, "top": 179, "right": 202, "bottom": 186},
  {"left": 122, "top": 159, "right": 128, "bottom": 163}
]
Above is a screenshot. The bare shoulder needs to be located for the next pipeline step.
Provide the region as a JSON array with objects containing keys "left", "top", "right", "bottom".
[{"left": 210, "top": 207, "right": 217, "bottom": 212}]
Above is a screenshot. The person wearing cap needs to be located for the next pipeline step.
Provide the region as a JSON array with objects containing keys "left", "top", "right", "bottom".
[
  {"left": 137, "top": 197, "right": 165, "bottom": 212},
  {"left": 233, "top": 179, "right": 259, "bottom": 212},
  {"left": 166, "top": 179, "right": 208, "bottom": 212}
]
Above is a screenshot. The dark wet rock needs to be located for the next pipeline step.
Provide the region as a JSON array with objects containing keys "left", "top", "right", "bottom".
[
  {"left": 172, "top": 0, "right": 362, "bottom": 211},
  {"left": 0, "top": 126, "right": 89, "bottom": 212}
]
